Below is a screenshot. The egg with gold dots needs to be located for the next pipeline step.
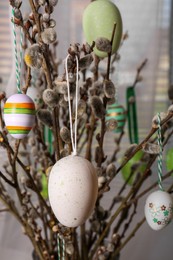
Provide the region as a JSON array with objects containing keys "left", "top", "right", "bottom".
[{"left": 106, "top": 103, "right": 126, "bottom": 133}]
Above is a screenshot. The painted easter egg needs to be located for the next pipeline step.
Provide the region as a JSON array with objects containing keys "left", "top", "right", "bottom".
[
  {"left": 144, "top": 190, "right": 173, "bottom": 230},
  {"left": 3, "top": 93, "right": 35, "bottom": 139},
  {"left": 106, "top": 103, "right": 126, "bottom": 133},
  {"left": 83, "top": 0, "right": 123, "bottom": 58},
  {"left": 166, "top": 148, "right": 173, "bottom": 172},
  {"left": 41, "top": 173, "right": 48, "bottom": 199},
  {"left": 121, "top": 150, "right": 146, "bottom": 185},
  {"left": 48, "top": 155, "right": 98, "bottom": 227}
]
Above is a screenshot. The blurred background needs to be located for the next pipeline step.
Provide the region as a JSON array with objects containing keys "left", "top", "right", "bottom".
[{"left": 0, "top": 0, "right": 172, "bottom": 259}]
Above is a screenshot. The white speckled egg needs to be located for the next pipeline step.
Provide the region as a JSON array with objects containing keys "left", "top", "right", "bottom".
[
  {"left": 48, "top": 155, "right": 98, "bottom": 227},
  {"left": 144, "top": 190, "right": 173, "bottom": 230},
  {"left": 3, "top": 93, "right": 36, "bottom": 139}
]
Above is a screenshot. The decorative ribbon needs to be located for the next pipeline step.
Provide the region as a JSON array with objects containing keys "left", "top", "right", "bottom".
[
  {"left": 57, "top": 234, "right": 65, "bottom": 260},
  {"left": 65, "top": 55, "right": 79, "bottom": 156},
  {"left": 126, "top": 86, "right": 139, "bottom": 144},
  {"left": 12, "top": 8, "right": 23, "bottom": 94},
  {"left": 44, "top": 126, "right": 53, "bottom": 154},
  {"left": 157, "top": 113, "right": 163, "bottom": 191}
]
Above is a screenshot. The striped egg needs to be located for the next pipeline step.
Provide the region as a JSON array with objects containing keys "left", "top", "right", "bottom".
[
  {"left": 106, "top": 103, "right": 126, "bottom": 133},
  {"left": 3, "top": 93, "right": 36, "bottom": 139}
]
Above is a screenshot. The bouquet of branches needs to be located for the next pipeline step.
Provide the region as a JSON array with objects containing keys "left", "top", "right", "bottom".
[{"left": 0, "top": 0, "right": 173, "bottom": 259}]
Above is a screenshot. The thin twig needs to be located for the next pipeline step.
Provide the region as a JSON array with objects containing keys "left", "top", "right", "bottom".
[{"left": 0, "top": 171, "right": 15, "bottom": 188}]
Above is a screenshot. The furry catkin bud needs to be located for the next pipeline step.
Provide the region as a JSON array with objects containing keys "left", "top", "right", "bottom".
[
  {"left": 38, "top": 0, "right": 46, "bottom": 5},
  {"left": 42, "top": 13, "right": 50, "bottom": 22},
  {"left": 124, "top": 144, "right": 138, "bottom": 158},
  {"left": 66, "top": 242, "right": 74, "bottom": 255},
  {"left": 68, "top": 43, "right": 80, "bottom": 56},
  {"left": 41, "top": 28, "right": 57, "bottom": 44},
  {"left": 152, "top": 112, "right": 167, "bottom": 128},
  {"left": 107, "top": 243, "right": 115, "bottom": 253},
  {"left": 52, "top": 225, "right": 59, "bottom": 233},
  {"left": 98, "top": 176, "right": 106, "bottom": 188},
  {"left": 42, "top": 22, "right": 49, "bottom": 29},
  {"left": 107, "top": 97, "right": 116, "bottom": 105},
  {"left": 77, "top": 100, "right": 86, "bottom": 118},
  {"left": 37, "top": 109, "right": 53, "bottom": 127},
  {"left": 54, "top": 80, "right": 67, "bottom": 94},
  {"left": 42, "top": 89, "right": 59, "bottom": 108},
  {"left": 68, "top": 73, "right": 76, "bottom": 83},
  {"left": 83, "top": 42, "right": 93, "bottom": 54},
  {"left": 106, "top": 119, "right": 118, "bottom": 131},
  {"left": 60, "top": 149, "right": 69, "bottom": 158},
  {"left": 14, "top": 8, "right": 22, "bottom": 21},
  {"left": 59, "top": 97, "right": 67, "bottom": 108},
  {"left": 60, "top": 127, "right": 71, "bottom": 144},
  {"left": 49, "top": 19, "right": 56, "bottom": 28},
  {"left": 106, "top": 163, "right": 117, "bottom": 178},
  {"left": 10, "top": 0, "right": 22, "bottom": 8},
  {"left": 104, "top": 80, "right": 116, "bottom": 98},
  {"left": 48, "top": 0, "right": 58, "bottom": 6},
  {"left": 168, "top": 104, "right": 173, "bottom": 113},
  {"left": 90, "top": 96, "right": 106, "bottom": 119},
  {"left": 0, "top": 91, "right": 5, "bottom": 100},
  {"left": 95, "top": 37, "right": 112, "bottom": 53},
  {"left": 24, "top": 44, "right": 43, "bottom": 69},
  {"left": 142, "top": 142, "right": 160, "bottom": 154},
  {"left": 89, "top": 81, "right": 104, "bottom": 97},
  {"left": 79, "top": 54, "right": 93, "bottom": 70}
]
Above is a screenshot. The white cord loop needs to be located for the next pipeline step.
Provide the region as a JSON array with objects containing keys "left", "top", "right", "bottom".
[{"left": 65, "top": 54, "right": 79, "bottom": 156}]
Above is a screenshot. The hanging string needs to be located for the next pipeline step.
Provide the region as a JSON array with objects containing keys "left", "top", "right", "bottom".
[
  {"left": 57, "top": 234, "right": 66, "bottom": 260},
  {"left": 65, "top": 54, "right": 79, "bottom": 156},
  {"left": 57, "top": 234, "right": 61, "bottom": 260},
  {"left": 12, "top": 8, "right": 22, "bottom": 94},
  {"left": 157, "top": 112, "right": 164, "bottom": 191},
  {"left": 62, "top": 238, "right": 65, "bottom": 260},
  {"left": 18, "top": 27, "right": 23, "bottom": 85},
  {"left": 115, "top": 60, "right": 119, "bottom": 103}
]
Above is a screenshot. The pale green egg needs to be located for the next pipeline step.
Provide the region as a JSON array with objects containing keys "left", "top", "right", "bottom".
[
  {"left": 83, "top": 0, "right": 123, "bottom": 58},
  {"left": 121, "top": 151, "right": 147, "bottom": 185},
  {"left": 41, "top": 173, "right": 48, "bottom": 199}
]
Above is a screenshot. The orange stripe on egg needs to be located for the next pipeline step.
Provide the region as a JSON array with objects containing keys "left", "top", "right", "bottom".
[
  {"left": 7, "top": 126, "right": 32, "bottom": 130},
  {"left": 4, "top": 102, "right": 35, "bottom": 109}
]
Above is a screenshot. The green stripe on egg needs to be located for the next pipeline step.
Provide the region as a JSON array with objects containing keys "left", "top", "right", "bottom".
[{"left": 4, "top": 108, "right": 36, "bottom": 115}]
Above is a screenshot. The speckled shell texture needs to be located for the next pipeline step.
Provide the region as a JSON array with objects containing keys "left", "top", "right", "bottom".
[
  {"left": 83, "top": 0, "right": 123, "bottom": 58},
  {"left": 3, "top": 93, "right": 35, "bottom": 139},
  {"left": 48, "top": 155, "right": 98, "bottom": 227},
  {"left": 144, "top": 190, "right": 173, "bottom": 231}
]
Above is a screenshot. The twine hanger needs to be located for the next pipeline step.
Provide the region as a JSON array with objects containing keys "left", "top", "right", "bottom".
[
  {"left": 57, "top": 234, "right": 65, "bottom": 260},
  {"left": 56, "top": 54, "right": 79, "bottom": 258},
  {"left": 12, "top": 8, "right": 23, "bottom": 94},
  {"left": 65, "top": 54, "right": 79, "bottom": 156},
  {"left": 157, "top": 112, "right": 163, "bottom": 191}
]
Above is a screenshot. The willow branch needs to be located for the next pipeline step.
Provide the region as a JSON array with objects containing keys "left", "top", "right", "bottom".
[
  {"left": 132, "top": 59, "right": 148, "bottom": 88},
  {"left": 0, "top": 171, "right": 15, "bottom": 188},
  {"left": 112, "top": 217, "right": 146, "bottom": 258}
]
